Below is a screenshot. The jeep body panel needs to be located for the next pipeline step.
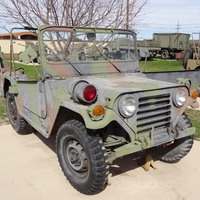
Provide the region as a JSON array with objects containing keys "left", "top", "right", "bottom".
[{"left": 14, "top": 72, "right": 196, "bottom": 149}]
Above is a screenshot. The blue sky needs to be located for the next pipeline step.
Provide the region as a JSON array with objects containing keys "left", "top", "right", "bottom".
[{"left": 136, "top": 0, "right": 200, "bottom": 39}]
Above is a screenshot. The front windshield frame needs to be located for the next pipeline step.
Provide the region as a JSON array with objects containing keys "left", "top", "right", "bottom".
[{"left": 41, "top": 28, "right": 137, "bottom": 64}]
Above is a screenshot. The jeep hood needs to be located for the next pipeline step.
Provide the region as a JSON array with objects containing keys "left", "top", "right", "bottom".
[{"left": 83, "top": 73, "right": 180, "bottom": 93}]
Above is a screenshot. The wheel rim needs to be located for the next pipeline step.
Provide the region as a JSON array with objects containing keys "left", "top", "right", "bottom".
[
  {"left": 66, "top": 140, "right": 88, "bottom": 172},
  {"left": 8, "top": 97, "right": 17, "bottom": 124}
]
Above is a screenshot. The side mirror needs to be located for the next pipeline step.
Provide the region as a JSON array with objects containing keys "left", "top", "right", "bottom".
[
  {"left": 139, "top": 48, "right": 150, "bottom": 72},
  {"left": 139, "top": 48, "right": 150, "bottom": 58},
  {"left": 18, "top": 46, "right": 37, "bottom": 64}
]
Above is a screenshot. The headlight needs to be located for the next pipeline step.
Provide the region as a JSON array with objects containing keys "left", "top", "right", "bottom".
[
  {"left": 118, "top": 95, "right": 136, "bottom": 118},
  {"left": 174, "top": 88, "right": 187, "bottom": 107}
]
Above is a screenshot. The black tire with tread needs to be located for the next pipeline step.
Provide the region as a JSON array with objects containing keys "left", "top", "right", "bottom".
[
  {"left": 183, "top": 48, "right": 194, "bottom": 69},
  {"left": 152, "top": 114, "right": 194, "bottom": 163},
  {"left": 56, "top": 120, "right": 109, "bottom": 195},
  {"left": 161, "top": 50, "right": 169, "bottom": 59},
  {"left": 6, "top": 93, "right": 29, "bottom": 134}
]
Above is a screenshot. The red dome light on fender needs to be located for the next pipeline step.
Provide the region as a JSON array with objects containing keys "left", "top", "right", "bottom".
[
  {"left": 71, "top": 81, "right": 97, "bottom": 103},
  {"left": 83, "top": 85, "right": 97, "bottom": 101}
]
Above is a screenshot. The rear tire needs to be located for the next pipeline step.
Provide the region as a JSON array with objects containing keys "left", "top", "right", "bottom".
[
  {"left": 6, "top": 93, "right": 29, "bottom": 134},
  {"left": 152, "top": 114, "right": 194, "bottom": 163},
  {"left": 56, "top": 120, "right": 109, "bottom": 195},
  {"left": 161, "top": 50, "right": 169, "bottom": 59},
  {"left": 115, "top": 51, "right": 122, "bottom": 59}
]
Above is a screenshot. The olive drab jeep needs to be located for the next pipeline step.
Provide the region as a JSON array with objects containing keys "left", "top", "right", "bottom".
[{"left": 0, "top": 25, "right": 199, "bottom": 195}]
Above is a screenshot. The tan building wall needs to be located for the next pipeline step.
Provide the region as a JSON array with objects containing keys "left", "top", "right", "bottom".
[{"left": 0, "top": 39, "right": 37, "bottom": 58}]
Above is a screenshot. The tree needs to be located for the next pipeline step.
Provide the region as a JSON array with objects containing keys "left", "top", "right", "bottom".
[{"left": 0, "top": 0, "right": 149, "bottom": 31}]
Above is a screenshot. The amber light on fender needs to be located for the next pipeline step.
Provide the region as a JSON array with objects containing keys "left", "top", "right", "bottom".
[
  {"left": 191, "top": 90, "right": 199, "bottom": 98},
  {"left": 93, "top": 105, "right": 105, "bottom": 115}
]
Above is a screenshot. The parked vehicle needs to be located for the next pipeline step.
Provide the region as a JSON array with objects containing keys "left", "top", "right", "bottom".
[
  {"left": 138, "top": 33, "right": 190, "bottom": 59},
  {"left": 0, "top": 25, "right": 198, "bottom": 195}
]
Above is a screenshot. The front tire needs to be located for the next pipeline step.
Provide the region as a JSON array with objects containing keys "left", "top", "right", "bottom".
[
  {"left": 56, "top": 120, "right": 109, "bottom": 195},
  {"left": 152, "top": 114, "right": 194, "bottom": 163},
  {"left": 6, "top": 93, "right": 29, "bottom": 134}
]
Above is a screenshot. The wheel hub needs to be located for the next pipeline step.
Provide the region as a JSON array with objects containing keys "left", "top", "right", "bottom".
[
  {"left": 9, "top": 100, "right": 17, "bottom": 122},
  {"left": 67, "top": 140, "right": 88, "bottom": 172}
]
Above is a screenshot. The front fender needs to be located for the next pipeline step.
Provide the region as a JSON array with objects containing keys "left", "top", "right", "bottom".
[{"left": 61, "top": 101, "right": 137, "bottom": 142}]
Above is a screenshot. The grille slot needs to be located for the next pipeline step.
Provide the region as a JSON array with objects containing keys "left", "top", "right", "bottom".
[{"left": 136, "top": 93, "right": 171, "bottom": 134}]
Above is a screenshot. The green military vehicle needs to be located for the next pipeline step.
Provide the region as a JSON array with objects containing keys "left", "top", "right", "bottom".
[
  {"left": 0, "top": 25, "right": 199, "bottom": 195},
  {"left": 103, "top": 37, "right": 136, "bottom": 59},
  {"left": 138, "top": 33, "right": 190, "bottom": 59},
  {"left": 153, "top": 33, "right": 190, "bottom": 59},
  {"left": 137, "top": 38, "right": 161, "bottom": 59}
]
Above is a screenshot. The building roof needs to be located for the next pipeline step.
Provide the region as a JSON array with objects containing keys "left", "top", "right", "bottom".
[{"left": 0, "top": 32, "right": 37, "bottom": 39}]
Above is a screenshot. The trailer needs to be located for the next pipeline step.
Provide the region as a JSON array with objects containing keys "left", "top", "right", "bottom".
[{"left": 138, "top": 33, "right": 190, "bottom": 59}]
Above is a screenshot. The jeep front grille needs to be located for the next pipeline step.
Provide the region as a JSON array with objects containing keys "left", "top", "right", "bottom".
[{"left": 136, "top": 93, "right": 171, "bottom": 134}]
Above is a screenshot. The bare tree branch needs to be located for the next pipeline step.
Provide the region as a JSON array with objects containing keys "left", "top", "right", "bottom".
[{"left": 0, "top": 0, "right": 150, "bottom": 31}]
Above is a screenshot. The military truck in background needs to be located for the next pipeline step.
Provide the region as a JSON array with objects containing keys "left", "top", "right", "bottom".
[
  {"left": 103, "top": 37, "right": 136, "bottom": 59},
  {"left": 138, "top": 33, "right": 190, "bottom": 59},
  {"left": 137, "top": 38, "right": 161, "bottom": 59},
  {"left": 0, "top": 25, "right": 199, "bottom": 195}
]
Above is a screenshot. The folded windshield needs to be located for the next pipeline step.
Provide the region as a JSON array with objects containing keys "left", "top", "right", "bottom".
[{"left": 42, "top": 30, "right": 136, "bottom": 63}]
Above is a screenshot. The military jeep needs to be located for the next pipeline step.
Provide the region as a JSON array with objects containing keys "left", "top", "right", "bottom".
[{"left": 0, "top": 25, "right": 199, "bottom": 195}]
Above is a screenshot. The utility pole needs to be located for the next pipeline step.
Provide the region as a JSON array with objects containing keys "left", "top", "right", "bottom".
[
  {"left": 126, "top": 0, "right": 129, "bottom": 29},
  {"left": 176, "top": 21, "right": 181, "bottom": 33}
]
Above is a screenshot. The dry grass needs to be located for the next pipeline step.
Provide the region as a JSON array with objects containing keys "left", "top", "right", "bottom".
[{"left": 0, "top": 97, "right": 9, "bottom": 125}]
